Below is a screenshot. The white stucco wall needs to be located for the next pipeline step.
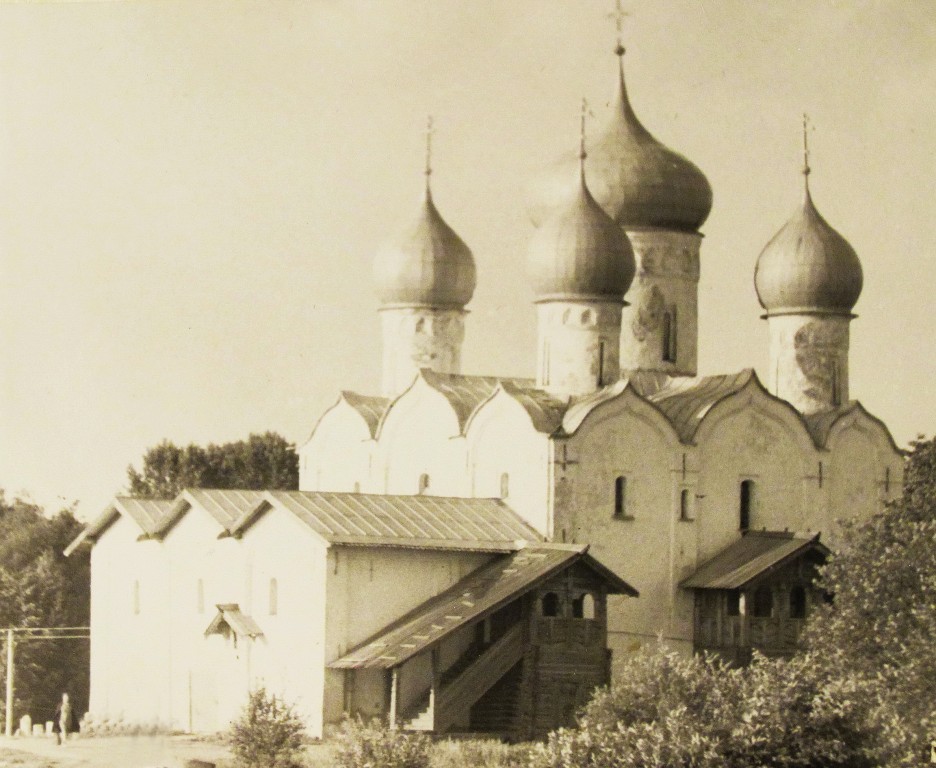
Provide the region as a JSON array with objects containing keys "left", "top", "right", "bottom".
[
  {"left": 465, "top": 391, "right": 551, "bottom": 535},
  {"left": 89, "top": 514, "right": 170, "bottom": 726},
  {"left": 300, "top": 400, "right": 373, "bottom": 492},
  {"left": 375, "top": 379, "right": 467, "bottom": 496}
]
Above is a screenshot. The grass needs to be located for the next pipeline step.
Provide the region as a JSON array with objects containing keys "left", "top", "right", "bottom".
[{"left": 0, "top": 746, "right": 57, "bottom": 768}]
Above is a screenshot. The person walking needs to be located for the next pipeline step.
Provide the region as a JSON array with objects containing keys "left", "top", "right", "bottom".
[{"left": 52, "top": 693, "right": 72, "bottom": 745}]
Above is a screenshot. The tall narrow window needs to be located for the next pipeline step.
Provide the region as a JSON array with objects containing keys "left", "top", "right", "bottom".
[
  {"left": 662, "top": 309, "right": 677, "bottom": 363},
  {"left": 739, "top": 480, "right": 754, "bottom": 531},
  {"left": 541, "top": 592, "right": 560, "bottom": 617},
  {"left": 613, "top": 476, "right": 628, "bottom": 518},
  {"left": 679, "top": 489, "right": 692, "bottom": 521},
  {"left": 133, "top": 580, "right": 140, "bottom": 615},
  {"left": 500, "top": 472, "right": 510, "bottom": 499},
  {"left": 541, "top": 341, "right": 550, "bottom": 386},
  {"left": 597, "top": 341, "right": 605, "bottom": 386},
  {"left": 269, "top": 578, "right": 278, "bottom": 616},
  {"left": 418, "top": 473, "right": 430, "bottom": 494},
  {"left": 197, "top": 578, "right": 204, "bottom": 614}
]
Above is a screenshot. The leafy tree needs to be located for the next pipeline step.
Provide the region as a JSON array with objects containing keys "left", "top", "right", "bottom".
[
  {"left": 127, "top": 432, "right": 299, "bottom": 498},
  {"left": 0, "top": 492, "right": 90, "bottom": 730},
  {"left": 804, "top": 435, "right": 936, "bottom": 764}
]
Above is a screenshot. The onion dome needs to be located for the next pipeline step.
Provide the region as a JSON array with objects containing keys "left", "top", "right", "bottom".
[
  {"left": 530, "top": 48, "right": 712, "bottom": 232},
  {"left": 528, "top": 138, "right": 636, "bottom": 302},
  {"left": 373, "top": 182, "right": 476, "bottom": 309},
  {"left": 755, "top": 144, "right": 863, "bottom": 316}
]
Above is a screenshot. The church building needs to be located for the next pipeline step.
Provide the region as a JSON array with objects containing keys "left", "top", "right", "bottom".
[{"left": 68, "top": 39, "right": 903, "bottom": 740}]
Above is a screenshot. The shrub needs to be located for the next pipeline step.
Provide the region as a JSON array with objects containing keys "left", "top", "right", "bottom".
[
  {"left": 229, "top": 687, "right": 306, "bottom": 768},
  {"left": 334, "top": 717, "right": 431, "bottom": 768},
  {"left": 429, "top": 738, "right": 532, "bottom": 768},
  {"left": 529, "top": 645, "right": 890, "bottom": 768}
]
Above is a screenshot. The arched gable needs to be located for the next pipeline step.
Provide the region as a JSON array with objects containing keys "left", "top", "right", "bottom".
[
  {"left": 565, "top": 382, "right": 681, "bottom": 449},
  {"left": 823, "top": 402, "right": 903, "bottom": 459},
  {"left": 301, "top": 395, "right": 376, "bottom": 492},
  {"left": 693, "top": 374, "right": 817, "bottom": 457},
  {"left": 374, "top": 373, "right": 465, "bottom": 496}
]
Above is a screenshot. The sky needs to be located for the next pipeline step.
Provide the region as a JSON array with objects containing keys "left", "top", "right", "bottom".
[{"left": 1, "top": 0, "right": 934, "bottom": 521}]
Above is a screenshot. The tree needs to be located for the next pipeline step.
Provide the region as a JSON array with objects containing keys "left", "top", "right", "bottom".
[
  {"left": 0, "top": 492, "right": 90, "bottom": 729},
  {"left": 804, "top": 435, "right": 936, "bottom": 765},
  {"left": 127, "top": 432, "right": 299, "bottom": 498}
]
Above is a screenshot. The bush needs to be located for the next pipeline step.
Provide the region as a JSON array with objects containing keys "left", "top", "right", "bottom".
[
  {"left": 230, "top": 687, "right": 306, "bottom": 768},
  {"left": 528, "top": 645, "right": 889, "bottom": 768},
  {"left": 429, "top": 738, "right": 532, "bottom": 768},
  {"left": 334, "top": 717, "right": 431, "bottom": 768}
]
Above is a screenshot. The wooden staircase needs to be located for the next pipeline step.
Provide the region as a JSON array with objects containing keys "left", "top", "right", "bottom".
[
  {"left": 402, "top": 623, "right": 524, "bottom": 733},
  {"left": 469, "top": 661, "right": 522, "bottom": 734}
]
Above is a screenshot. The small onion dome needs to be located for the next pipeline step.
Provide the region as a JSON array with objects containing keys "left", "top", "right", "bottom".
[
  {"left": 530, "top": 54, "right": 712, "bottom": 232},
  {"left": 528, "top": 167, "right": 636, "bottom": 302},
  {"left": 373, "top": 187, "right": 476, "bottom": 308},
  {"left": 755, "top": 188, "right": 863, "bottom": 316}
]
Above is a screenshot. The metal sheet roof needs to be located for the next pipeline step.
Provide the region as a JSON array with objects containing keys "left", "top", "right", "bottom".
[
  {"left": 180, "top": 489, "right": 265, "bottom": 532},
  {"left": 680, "top": 531, "right": 828, "bottom": 590},
  {"left": 329, "top": 544, "right": 636, "bottom": 669},
  {"left": 341, "top": 391, "right": 391, "bottom": 438},
  {"left": 417, "top": 370, "right": 534, "bottom": 432},
  {"left": 63, "top": 497, "right": 177, "bottom": 555},
  {"left": 205, "top": 604, "right": 263, "bottom": 638},
  {"left": 500, "top": 381, "right": 568, "bottom": 434},
  {"left": 263, "top": 491, "right": 540, "bottom": 548}
]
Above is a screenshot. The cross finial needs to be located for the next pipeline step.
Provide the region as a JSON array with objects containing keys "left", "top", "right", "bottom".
[
  {"left": 424, "top": 115, "right": 434, "bottom": 191},
  {"left": 609, "top": 0, "right": 629, "bottom": 57},
  {"left": 802, "top": 112, "right": 812, "bottom": 192}
]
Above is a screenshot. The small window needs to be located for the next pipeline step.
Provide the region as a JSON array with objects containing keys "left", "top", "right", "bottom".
[
  {"left": 726, "top": 590, "right": 741, "bottom": 617},
  {"left": 353, "top": 481, "right": 360, "bottom": 494},
  {"left": 662, "top": 309, "right": 677, "bottom": 363},
  {"left": 197, "top": 578, "right": 204, "bottom": 614},
  {"left": 597, "top": 341, "right": 605, "bottom": 386},
  {"left": 133, "top": 579, "right": 140, "bottom": 615},
  {"left": 679, "top": 489, "right": 692, "bottom": 521},
  {"left": 752, "top": 585, "right": 773, "bottom": 618},
  {"left": 418, "top": 473, "right": 430, "bottom": 494},
  {"left": 500, "top": 472, "right": 510, "bottom": 499},
  {"left": 269, "top": 578, "right": 278, "bottom": 616},
  {"left": 541, "top": 592, "right": 561, "bottom": 617},
  {"left": 739, "top": 480, "right": 754, "bottom": 531},
  {"left": 613, "top": 476, "right": 628, "bottom": 519},
  {"left": 789, "top": 585, "right": 807, "bottom": 619},
  {"left": 572, "top": 593, "right": 596, "bottom": 620}
]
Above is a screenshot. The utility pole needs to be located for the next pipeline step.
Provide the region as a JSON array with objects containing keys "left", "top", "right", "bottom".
[{"left": 5, "top": 628, "right": 14, "bottom": 738}]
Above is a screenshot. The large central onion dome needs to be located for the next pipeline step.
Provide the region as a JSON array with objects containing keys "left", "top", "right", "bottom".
[
  {"left": 373, "top": 184, "right": 476, "bottom": 308},
  {"left": 528, "top": 161, "right": 636, "bottom": 301},
  {"left": 755, "top": 185, "right": 863, "bottom": 316},
  {"left": 531, "top": 49, "right": 712, "bottom": 232}
]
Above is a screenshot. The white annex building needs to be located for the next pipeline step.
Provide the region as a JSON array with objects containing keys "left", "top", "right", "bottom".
[{"left": 68, "top": 42, "right": 904, "bottom": 740}]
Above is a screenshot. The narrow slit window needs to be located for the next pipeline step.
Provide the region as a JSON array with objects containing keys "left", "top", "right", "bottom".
[
  {"left": 662, "top": 309, "right": 677, "bottom": 363},
  {"left": 269, "top": 578, "right": 278, "bottom": 616},
  {"left": 597, "top": 341, "right": 605, "bottom": 386},
  {"left": 500, "top": 472, "right": 509, "bottom": 499},
  {"left": 133, "top": 579, "right": 140, "bottom": 615},
  {"left": 613, "top": 476, "right": 628, "bottom": 519},
  {"left": 418, "top": 473, "right": 430, "bottom": 494},
  {"left": 197, "top": 578, "right": 204, "bottom": 614},
  {"left": 739, "top": 480, "right": 754, "bottom": 531},
  {"left": 680, "top": 489, "right": 692, "bottom": 520}
]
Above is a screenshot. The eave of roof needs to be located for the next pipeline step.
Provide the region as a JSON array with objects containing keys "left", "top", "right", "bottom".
[
  {"left": 680, "top": 530, "right": 829, "bottom": 590},
  {"left": 329, "top": 543, "right": 636, "bottom": 669}
]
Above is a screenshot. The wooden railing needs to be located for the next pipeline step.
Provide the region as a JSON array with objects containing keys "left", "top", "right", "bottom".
[
  {"left": 697, "top": 616, "right": 804, "bottom": 656},
  {"left": 434, "top": 623, "right": 524, "bottom": 732}
]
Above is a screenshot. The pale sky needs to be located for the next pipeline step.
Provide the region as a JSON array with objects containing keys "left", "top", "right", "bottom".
[{"left": 1, "top": 0, "right": 934, "bottom": 520}]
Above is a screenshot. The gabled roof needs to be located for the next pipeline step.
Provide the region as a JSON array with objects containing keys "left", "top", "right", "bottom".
[
  {"left": 204, "top": 604, "right": 263, "bottom": 639},
  {"left": 264, "top": 491, "right": 541, "bottom": 550},
  {"left": 69, "top": 489, "right": 544, "bottom": 554},
  {"left": 329, "top": 543, "right": 637, "bottom": 670},
  {"left": 63, "top": 497, "right": 176, "bottom": 555},
  {"left": 680, "top": 531, "right": 829, "bottom": 590}
]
